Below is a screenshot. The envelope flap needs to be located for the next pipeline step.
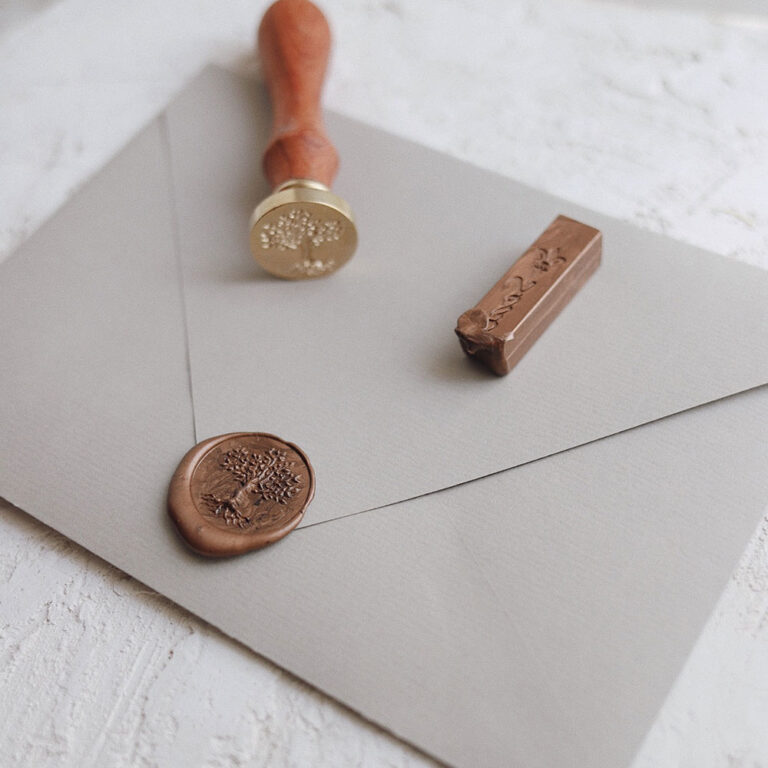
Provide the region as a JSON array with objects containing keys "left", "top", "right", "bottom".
[
  {"left": 0, "top": 118, "right": 195, "bottom": 553},
  {"left": 165, "top": 67, "right": 768, "bottom": 527}
]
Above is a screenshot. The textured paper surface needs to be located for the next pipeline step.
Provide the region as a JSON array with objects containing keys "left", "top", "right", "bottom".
[
  {"left": 2, "top": 67, "right": 768, "bottom": 768},
  {"left": 164, "top": 69, "right": 768, "bottom": 527}
]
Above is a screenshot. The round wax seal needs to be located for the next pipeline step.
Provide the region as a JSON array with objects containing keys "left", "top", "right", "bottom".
[{"left": 168, "top": 432, "right": 315, "bottom": 557}]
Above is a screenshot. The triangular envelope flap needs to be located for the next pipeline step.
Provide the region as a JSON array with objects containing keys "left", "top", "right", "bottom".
[
  {"left": 166, "top": 67, "right": 768, "bottom": 528},
  {"left": 0, "top": 119, "right": 194, "bottom": 566}
]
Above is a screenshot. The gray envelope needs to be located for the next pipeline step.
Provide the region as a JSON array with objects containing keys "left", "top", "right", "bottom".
[{"left": 1, "top": 66, "right": 768, "bottom": 767}]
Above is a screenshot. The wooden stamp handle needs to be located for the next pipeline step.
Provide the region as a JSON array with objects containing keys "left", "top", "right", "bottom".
[{"left": 258, "top": 0, "right": 339, "bottom": 189}]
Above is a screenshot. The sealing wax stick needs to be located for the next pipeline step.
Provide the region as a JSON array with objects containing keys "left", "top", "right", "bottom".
[{"left": 455, "top": 215, "right": 602, "bottom": 375}]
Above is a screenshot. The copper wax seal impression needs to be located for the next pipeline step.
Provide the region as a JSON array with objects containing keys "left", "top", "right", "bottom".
[{"left": 168, "top": 432, "right": 315, "bottom": 556}]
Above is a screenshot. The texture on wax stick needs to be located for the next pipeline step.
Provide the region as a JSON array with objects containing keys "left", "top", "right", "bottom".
[{"left": 456, "top": 215, "right": 602, "bottom": 375}]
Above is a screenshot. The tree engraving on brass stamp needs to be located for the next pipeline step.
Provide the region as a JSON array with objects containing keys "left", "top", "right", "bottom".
[
  {"left": 260, "top": 208, "right": 344, "bottom": 278},
  {"left": 260, "top": 208, "right": 344, "bottom": 253},
  {"left": 200, "top": 446, "right": 306, "bottom": 529}
]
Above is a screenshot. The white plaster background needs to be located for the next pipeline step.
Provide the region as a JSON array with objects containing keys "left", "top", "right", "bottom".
[{"left": 1, "top": 0, "right": 768, "bottom": 765}]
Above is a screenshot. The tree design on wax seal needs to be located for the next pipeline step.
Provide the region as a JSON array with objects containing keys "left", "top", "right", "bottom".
[
  {"left": 201, "top": 446, "right": 304, "bottom": 529},
  {"left": 168, "top": 432, "right": 315, "bottom": 556}
]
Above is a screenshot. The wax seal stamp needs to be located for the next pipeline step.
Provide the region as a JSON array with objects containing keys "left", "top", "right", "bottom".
[
  {"left": 168, "top": 432, "right": 315, "bottom": 556},
  {"left": 456, "top": 215, "right": 602, "bottom": 375},
  {"left": 250, "top": 0, "right": 358, "bottom": 279}
]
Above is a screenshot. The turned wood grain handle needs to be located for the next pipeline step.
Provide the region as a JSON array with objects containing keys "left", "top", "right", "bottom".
[{"left": 258, "top": 0, "right": 338, "bottom": 189}]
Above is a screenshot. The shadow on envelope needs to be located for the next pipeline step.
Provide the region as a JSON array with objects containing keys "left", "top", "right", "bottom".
[{"left": 1, "top": 66, "right": 767, "bottom": 768}]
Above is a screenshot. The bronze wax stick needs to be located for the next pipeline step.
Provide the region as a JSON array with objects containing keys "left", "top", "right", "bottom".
[{"left": 455, "top": 215, "right": 602, "bottom": 375}]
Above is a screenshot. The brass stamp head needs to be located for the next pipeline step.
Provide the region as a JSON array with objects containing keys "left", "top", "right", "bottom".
[{"left": 249, "top": 179, "right": 358, "bottom": 280}]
